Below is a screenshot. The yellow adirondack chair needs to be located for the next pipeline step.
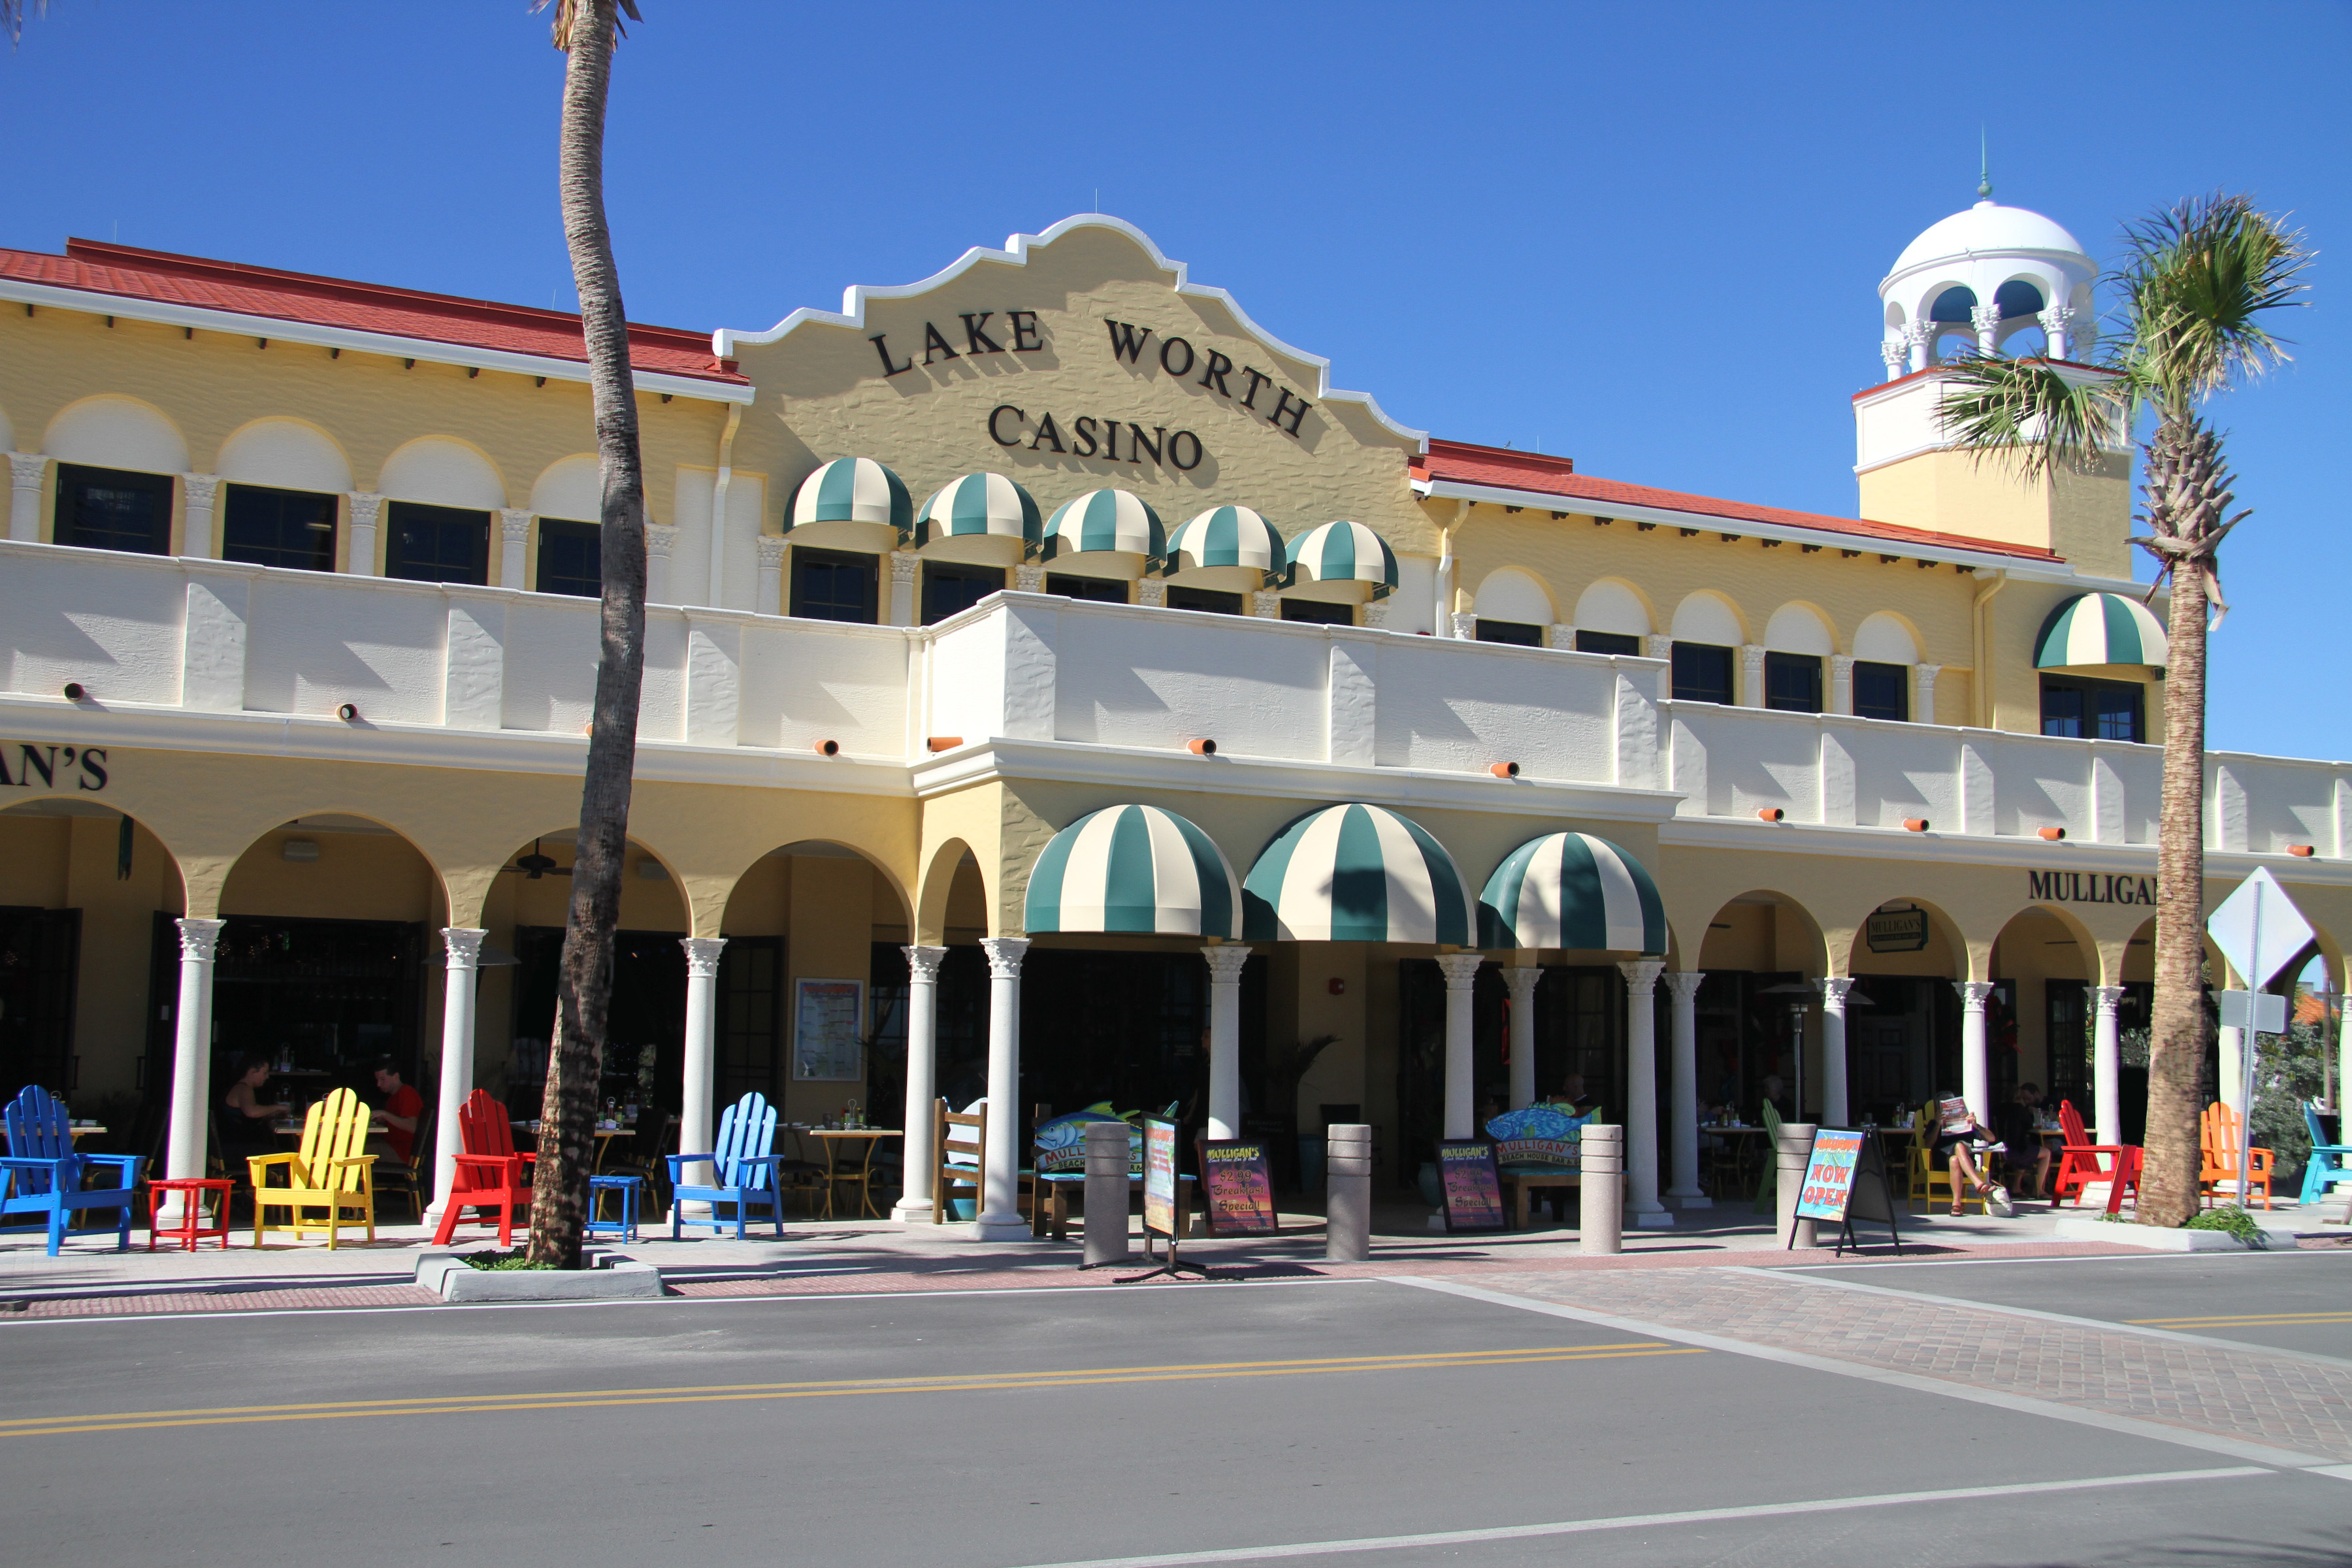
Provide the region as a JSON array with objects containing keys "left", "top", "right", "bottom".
[
  {"left": 247, "top": 1087, "right": 379, "bottom": 1248},
  {"left": 1907, "top": 1100, "right": 1982, "bottom": 1213}
]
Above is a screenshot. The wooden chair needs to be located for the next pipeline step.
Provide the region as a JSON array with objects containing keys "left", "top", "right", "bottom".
[
  {"left": 2299, "top": 1103, "right": 2349, "bottom": 1208},
  {"left": 373, "top": 1100, "right": 434, "bottom": 1224},
  {"left": 1, "top": 1085, "right": 144, "bottom": 1256},
  {"left": 2198, "top": 1102, "right": 2274, "bottom": 1210},
  {"left": 2051, "top": 1099, "right": 2126, "bottom": 1207},
  {"left": 932, "top": 1098, "right": 985, "bottom": 1224},
  {"left": 668, "top": 1092, "right": 785, "bottom": 1240},
  {"left": 1906, "top": 1100, "right": 1982, "bottom": 1214},
  {"left": 247, "top": 1087, "right": 379, "bottom": 1248},
  {"left": 431, "top": 1090, "right": 533, "bottom": 1247}
]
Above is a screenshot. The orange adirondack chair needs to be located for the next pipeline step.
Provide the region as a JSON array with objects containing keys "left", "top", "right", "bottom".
[
  {"left": 431, "top": 1089, "right": 534, "bottom": 1247},
  {"left": 2198, "top": 1102, "right": 2274, "bottom": 1211},
  {"left": 2052, "top": 1100, "right": 2126, "bottom": 1206}
]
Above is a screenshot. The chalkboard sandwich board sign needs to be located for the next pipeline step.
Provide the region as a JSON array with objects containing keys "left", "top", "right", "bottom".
[
  {"left": 1437, "top": 1141, "right": 1508, "bottom": 1233},
  {"left": 1201, "top": 1140, "right": 1279, "bottom": 1236},
  {"left": 1793, "top": 1127, "right": 1904, "bottom": 1256}
]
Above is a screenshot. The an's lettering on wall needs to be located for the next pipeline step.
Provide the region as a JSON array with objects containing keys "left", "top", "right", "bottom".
[
  {"left": 0, "top": 743, "right": 108, "bottom": 792},
  {"left": 2028, "top": 870, "right": 2159, "bottom": 907}
]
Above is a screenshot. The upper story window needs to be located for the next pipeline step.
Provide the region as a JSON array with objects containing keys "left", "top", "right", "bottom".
[
  {"left": 1671, "top": 642, "right": 1734, "bottom": 705},
  {"left": 1764, "top": 651, "right": 1822, "bottom": 713},
  {"left": 1167, "top": 586, "right": 1242, "bottom": 615},
  {"left": 53, "top": 464, "right": 172, "bottom": 555},
  {"left": 1048, "top": 574, "right": 1128, "bottom": 604},
  {"left": 1475, "top": 619, "right": 1543, "bottom": 647},
  {"left": 385, "top": 502, "right": 489, "bottom": 586},
  {"left": 1282, "top": 598, "right": 1352, "bottom": 626},
  {"left": 923, "top": 563, "right": 1004, "bottom": 625},
  {"left": 2041, "top": 675, "right": 2144, "bottom": 743},
  {"left": 1853, "top": 661, "right": 1909, "bottom": 722},
  {"left": 536, "top": 519, "right": 601, "bottom": 598},
  {"left": 1575, "top": 629, "right": 1641, "bottom": 657},
  {"left": 222, "top": 483, "right": 335, "bottom": 572},
  {"left": 789, "top": 546, "right": 877, "bottom": 624}
]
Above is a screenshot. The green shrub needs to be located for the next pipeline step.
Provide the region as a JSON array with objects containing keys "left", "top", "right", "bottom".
[
  {"left": 2183, "top": 1206, "right": 2266, "bottom": 1247},
  {"left": 461, "top": 1250, "right": 555, "bottom": 1271}
]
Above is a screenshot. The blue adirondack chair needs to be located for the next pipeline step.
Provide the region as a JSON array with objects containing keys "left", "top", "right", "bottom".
[
  {"left": 667, "top": 1092, "right": 785, "bottom": 1239},
  {"left": 2301, "top": 1102, "right": 2351, "bottom": 1208},
  {"left": 1, "top": 1085, "right": 144, "bottom": 1256}
]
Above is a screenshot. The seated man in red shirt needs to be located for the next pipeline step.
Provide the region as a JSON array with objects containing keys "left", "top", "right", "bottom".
[{"left": 371, "top": 1060, "right": 426, "bottom": 1165}]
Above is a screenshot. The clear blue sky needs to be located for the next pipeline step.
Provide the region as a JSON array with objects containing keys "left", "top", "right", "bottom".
[{"left": 3, "top": 2, "right": 2342, "bottom": 756}]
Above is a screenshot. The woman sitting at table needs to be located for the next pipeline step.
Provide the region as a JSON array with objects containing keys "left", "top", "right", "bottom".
[
  {"left": 1933, "top": 1092, "right": 2005, "bottom": 1217},
  {"left": 219, "top": 1054, "right": 289, "bottom": 1160}
]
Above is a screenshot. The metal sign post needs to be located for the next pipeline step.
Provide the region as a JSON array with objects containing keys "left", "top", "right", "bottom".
[{"left": 2207, "top": 868, "right": 2315, "bottom": 1209}]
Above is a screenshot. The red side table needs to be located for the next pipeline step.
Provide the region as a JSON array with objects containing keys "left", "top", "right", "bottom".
[{"left": 148, "top": 1177, "right": 235, "bottom": 1251}]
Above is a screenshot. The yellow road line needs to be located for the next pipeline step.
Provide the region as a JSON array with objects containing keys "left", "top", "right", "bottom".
[
  {"left": 0, "top": 1344, "right": 1703, "bottom": 1439},
  {"left": 2127, "top": 1312, "right": 2352, "bottom": 1328}
]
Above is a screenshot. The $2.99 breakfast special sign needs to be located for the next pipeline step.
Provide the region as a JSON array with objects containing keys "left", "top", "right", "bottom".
[{"left": 1201, "top": 1141, "right": 1277, "bottom": 1235}]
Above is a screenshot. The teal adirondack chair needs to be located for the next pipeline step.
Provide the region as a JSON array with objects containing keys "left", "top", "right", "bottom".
[
  {"left": 2, "top": 1085, "right": 144, "bottom": 1256},
  {"left": 2301, "top": 1103, "right": 2350, "bottom": 1208},
  {"left": 667, "top": 1092, "right": 785, "bottom": 1239}
]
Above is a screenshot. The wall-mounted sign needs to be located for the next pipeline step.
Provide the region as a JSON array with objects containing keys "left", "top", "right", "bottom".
[
  {"left": 1865, "top": 906, "right": 1929, "bottom": 953},
  {"left": 0, "top": 743, "right": 108, "bottom": 791},
  {"left": 2027, "top": 871, "right": 2158, "bottom": 907}
]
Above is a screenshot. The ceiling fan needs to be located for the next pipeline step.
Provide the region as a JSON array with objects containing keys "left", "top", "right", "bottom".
[{"left": 501, "top": 838, "right": 572, "bottom": 880}]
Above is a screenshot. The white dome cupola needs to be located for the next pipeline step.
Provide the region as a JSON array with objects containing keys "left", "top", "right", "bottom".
[{"left": 1877, "top": 178, "right": 2097, "bottom": 380}]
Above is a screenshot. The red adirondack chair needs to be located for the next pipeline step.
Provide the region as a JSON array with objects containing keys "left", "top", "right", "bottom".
[
  {"left": 431, "top": 1089, "right": 533, "bottom": 1247},
  {"left": 2053, "top": 1100, "right": 2126, "bottom": 1206}
]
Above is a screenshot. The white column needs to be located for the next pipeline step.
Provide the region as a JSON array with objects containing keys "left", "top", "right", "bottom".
[
  {"left": 677, "top": 937, "right": 726, "bottom": 1200},
  {"left": 1829, "top": 655, "right": 1855, "bottom": 717},
  {"left": 756, "top": 534, "right": 787, "bottom": 615},
  {"left": 1450, "top": 611, "right": 1478, "bottom": 641},
  {"left": 1251, "top": 590, "right": 1282, "bottom": 619},
  {"left": 893, "top": 945, "right": 947, "bottom": 1222},
  {"left": 1663, "top": 970, "right": 1707, "bottom": 1205},
  {"left": 498, "top": 509, "right": 532, "bottom": 590},
  {"left": 2219, "top": 1024, "right": 2246, "bottom": 1119},
  {"left": 427, "top": 928, "right": 487, "bottom": 1218},
  {"left": 8, "top": 452, "right": 46, "bottom": 542},
  {"left": 1503, "top": 964, "right": 1541, "bottom": 1111},
  {"left": 1361, "top": 600, "right": 1387, "bottom": 629},
  {"left": 2091, "top": 984, "right": 2125, "bottom": 1148},
  {"left": 1818, "top": 977, "right": 1854, "bottom": 1126},
  {"left": 1621, "top": 958, "right": 1669, "bottom": 1226},
  {"left": 1904, "top": 319, "right": 1933, "bottom": 373},
  {"left": 1435, "top": 953, "right": 1483, "bottom": 1138},
  {"left": 345, "top": 493, "right": 382, "bottom": 576},
  {"left": 180, "top": 474, "right": 219, "bottom": 559},
  {"left": 1970, "top": 302, "right": 2002, "bottom": 357},
  {"left": 1202, "top": 945, "right": 1251, "bottom": 1139},
  {"left": 1017, "top": 563, "right": 1047, "bottom": 594},
  {"left": 889, "top": 549, "right": 920, "bottom": 627},
  {"left": 1879, "top": 338, "right": 1908, "bottom": 382},
  {"left": 645, "top": 523, "right": 677, "bottom": 606},
  {"left": 163, "top": 918, "right": 227, "bottom": 1193},
  {"left": 1135, "top": 578, "right": 1166, "bottom": 608},
  {"left": 973, "top": 937, "right": 1030, "bottom": 1239},
  {"left": 2039, "top": 304, "right": 2075, "bottom": 361},
  {"left": 1914, "top": 664, "right": 1940, "bottom": 725},
  {"left": 1739, "top": 645, "right": 1767, "bottom": 708},
  {"left": 1955, "top": 980, "right": 1995, "bottom": 1121}
]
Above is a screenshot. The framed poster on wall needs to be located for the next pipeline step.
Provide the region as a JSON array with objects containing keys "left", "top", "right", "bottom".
[{"left": 792, "top": 978, "right": 865, "bottom": 1081}]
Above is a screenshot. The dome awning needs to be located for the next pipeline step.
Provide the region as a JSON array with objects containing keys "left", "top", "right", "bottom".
[
  {"left": 2034, "top": 593, "right": 2168, "bottom": 669},
  {"left": 789, "top": 457, "right": 912, "bottom": 540},
  {"left": 914, "top": 472, "right": 1042, "bottom": 554},
  {"left": 1025, "top": 804, "right": 1240, "bottom": 938},
  {"left": 1042, "top": 489, "right": 1166, "bottom": 563},
  {"left": 1164, "top": 506, "right": 1285, "bottom": 582},
  {"left": 1478, "top": 832, "right": 1667, "bottom": 955},
  {"left": 1285, "top": 520, "right": 1398, "bottom": 600},
  {"left": 1243, "top": 803, "right": 1473, "bottom": 945}
]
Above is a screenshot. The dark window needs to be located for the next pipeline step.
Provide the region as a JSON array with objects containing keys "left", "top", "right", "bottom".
[
  {"left": 53, "top": 465, "right": 172, "bottom": 555},
  {"left": 221, "top": 483, "right": 336, "bottom": 572},
  {"left": 384, "top": 501, "right": 489, "bottom": 585},
  {"left": 922, "top": 563, "right": 1004, "bottom": 625},
  {"left": 1765, "top": 651, "right": 1823, "bottom": 713},
  {"left": 1166, "top": 586, "right": 1242, "bottom": 615},
  {"left": 1281, "top": 598, "right": 1354, "bottom": 626},
  {"left": 1047, "top": 574, "right": 1128, "bottom": 604},
  {"left": 1853, "top": 660, "right": 1910, "bottom": 722},
  {"left": 1575, "top": 629, "right": 1642, "bottom": 657},
  {"left": 1671, "top": 641, "right": 1735, "bottom": 704},
  {"left": 536, "top": 519, "right": 601, "bottom": 598},
  {"left": 789, "top": 546, "right": 878, "bottom": 624},
  {"left": 1475, "top": 619, "right": 1543, "bottom": 647},
  {"left": 2040, "top": 676, "right": 2144, "bottom": 743}
]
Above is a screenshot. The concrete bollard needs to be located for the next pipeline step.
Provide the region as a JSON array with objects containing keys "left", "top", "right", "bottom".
[
  {"left": 1776, "top": 1122, "right": 1818, "bottom": 1250},
  {"left": 1082, "top": 1120, "right": 1132, "bottom": 1267},
  {"left": 1580, "top": 1124, "right": 1623, "bottom": 1256},
  {"left": 1326, "top": 1123, "right": 1373, "bottom": 1262}
]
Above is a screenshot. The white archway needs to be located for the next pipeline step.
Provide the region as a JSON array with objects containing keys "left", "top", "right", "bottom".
[
  {"left": 1763, "top": 603, "right": 1833, "bottom": 656},
  {"left": 216, "top": 418, "right": 354, "bottom": 494},
  {"left": 44, "top": 395, "right": 189, "bottom": 474},
  {"left": 1854, "top": 612, "right": 1920, "bottom": 665},
  {"left": 1670, "top": 591, "right": 1743, "bottom": 646},
  {"left": 378, "top": 437, "right": 506, "bottom": 510},
  {"left": 1473, "top": 566, "right": 1553, "bottom": 627},
  {"left": 1573, "top": 578, "right": 1650, "bottom": 638},
  {"left": 530, "top": 453, "right": 601, "bottom": 522}
]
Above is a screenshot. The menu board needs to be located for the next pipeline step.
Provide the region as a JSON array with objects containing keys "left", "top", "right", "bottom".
[
  {"left": 1141, "top": 1117, "right": 1179, "bottom": 1238},
  {"left": 1794, "top": 1128, "right": 1866, "bottom": 1221},
  {"left": 1201, "top": 1141, "right": 1278, "bottom": 1235},
  {"left": 792, "top": 979, "right": 864, "bottom": 1081},
  {"left": 1437, "top": 1141, "right": 1507, "bottom": 1233}
]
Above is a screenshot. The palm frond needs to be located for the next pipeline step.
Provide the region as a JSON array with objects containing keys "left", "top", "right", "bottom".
[
  {"left": 534, "top": 0, "right": 642, "bottom": 51},
  {"left": 2121, "top": 193, "right": 2312, "bottom": 409},
  {"left": 1932, "top": 354, "right": 2129, "bottom": 483}
]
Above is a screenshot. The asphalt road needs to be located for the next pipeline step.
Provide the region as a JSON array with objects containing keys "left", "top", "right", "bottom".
[{"left": 3, "top": 1268, "right": 2348, "bottom": 1568}]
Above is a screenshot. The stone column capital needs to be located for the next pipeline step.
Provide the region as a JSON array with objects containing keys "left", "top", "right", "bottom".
[
  {"left": 1016, "top": 563, "right": 1047, "bottom": 593},
  {"left": 1200, "top": 944, "right": 1253, "bottom": 982},
  {"left": 1739, "top": 644, "right": 1767, "bottom": 673},
  {"left": 1618, "top": 957, "right": 1665, "bottom": 994},
  {"left": 644, "top": 521, "right": 678, "bottom": 560},
  {"left": 903, "top": 943, "right": 948, "bottom": 983},
  {"left": 1902, "top": 319, "right": 1935, "bottom": 350},
  {"left": 1251, "top": 590, "right": 1282, "bottom": 618},
  {"left": 1449, "top": 611, "right": 1478, "bottom": 641},
  {"left": 1830, "top": 653, "right": 1855, "bottom": 674},
  {"left": 1661, "top": 970, "right": 1706, "bottom": 1005},
  {"left": 980, "top": 936, "right": 1030, "bottom": 979},
  {"left": 1135, "top": 578, "right": 1167, "bottom": 607},
  {"left": 679, "top": 936, "right": 728, "bottom": 977},
  {"left": 1500, "top": 964, "right": 1542, "bottom": 1002},
  {"left": 890, "top": 549, "right": 921, "bottom": 587},
  {"left": 2090, "top": 984, "right": 2127, "bottom": 1011},
  {"left": 498, "top": 508, "right": 534, "bottom": 544},
  {"left": 10, "top": 451, "right": 50, "bottom": 487},
  {"left": 1879, "top": 338, "right": 1908, "bottom": 379},
  {"left": 1970, "top": 302, "right": 2004, "bottom": 337},
  {"left": 1360, "top": 600, "right": 1387, "bottom": 629},
  {"left": 1953, "top": 979, "right": 1997, "bottom": 1010},
  {"left": 1643, "top": 633, "right": 1673, "bottom": 661},
  {"left": 755, "top": 532, "right": 788, "bottom": 567},
  {"left": 347, "top": 492, "right": 383, "bottom": 528},
  {"left": 181, "top": 472, "right": 221, "bottom": 507},
  {"left": 1916, "top": 662, "right": 1942, "bottom": 679},
  {"left": 1818, "top": 975, "right": 1857, "bottom": 1009},
  {"left": 175, "top": 916, "right": 227, "bottom": 962},
  {"left": 440, "top": 926, "right": 488, "bottom": 968},
  {"left": 1434, "top": 951, "right": 1484, "bottom": 988}
]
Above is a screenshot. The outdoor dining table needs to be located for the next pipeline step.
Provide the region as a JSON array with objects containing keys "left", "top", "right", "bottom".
[{"left": 808, "top": 1128, "right": 900, "bottom": 1219}]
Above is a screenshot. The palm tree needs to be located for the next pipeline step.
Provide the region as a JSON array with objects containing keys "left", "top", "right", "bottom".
[
  {"left": 1936, "top": 194, "right": 2310, "bottom": 1227},
  {"left": 526, "top": 0, "right": 646, "bottom": 1268}
]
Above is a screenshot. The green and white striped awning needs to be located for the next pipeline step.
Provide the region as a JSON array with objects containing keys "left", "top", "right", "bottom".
[
  {"left": 1042, "top": 489, "right": 1166, "bottom": 562},
  {"left": 1024, "top": 805, "right": 1241, "bottom": 938},
  {"left": 914, "top": 472, "right": 1043, "bottom": 554},
  {"left": 1285, "top": 520, "right": 1399, "bottom": 600},
  {"left": 1163, "top": 505, "right": 1286, "bottom": 582},
  {"left": 1478, "top": 833, "right": 1667, "bottom": 955},
  {"left": 2034, "top": 592, "right": 2168, "bottom": 669},
  {"left": 789, "top": 457, "right": 913, "bottom": 540},
  {"left": 1242, "top": 803, "right": 1473, "bottom": 945}
]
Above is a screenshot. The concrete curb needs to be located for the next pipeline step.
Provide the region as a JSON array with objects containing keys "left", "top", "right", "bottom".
[
  {"left": 414, "top": 1250, "right": 666, "bottom": 1301},
  {"left": 2050, "top": 1217, "right": 2246, "bottom": 1251}
]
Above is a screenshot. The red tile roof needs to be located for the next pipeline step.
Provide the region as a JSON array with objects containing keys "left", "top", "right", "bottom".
[
  {"left": 1413, "top": 437, "right": 2061, "bottom": 562},
  {"left": 0, "top": 239, "right": 747, "bottom": 388}
]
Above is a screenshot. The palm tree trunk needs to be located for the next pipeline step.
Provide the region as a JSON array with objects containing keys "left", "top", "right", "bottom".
[{"left": 527, "top": 0, "right": 645, "bottom": 1268}]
